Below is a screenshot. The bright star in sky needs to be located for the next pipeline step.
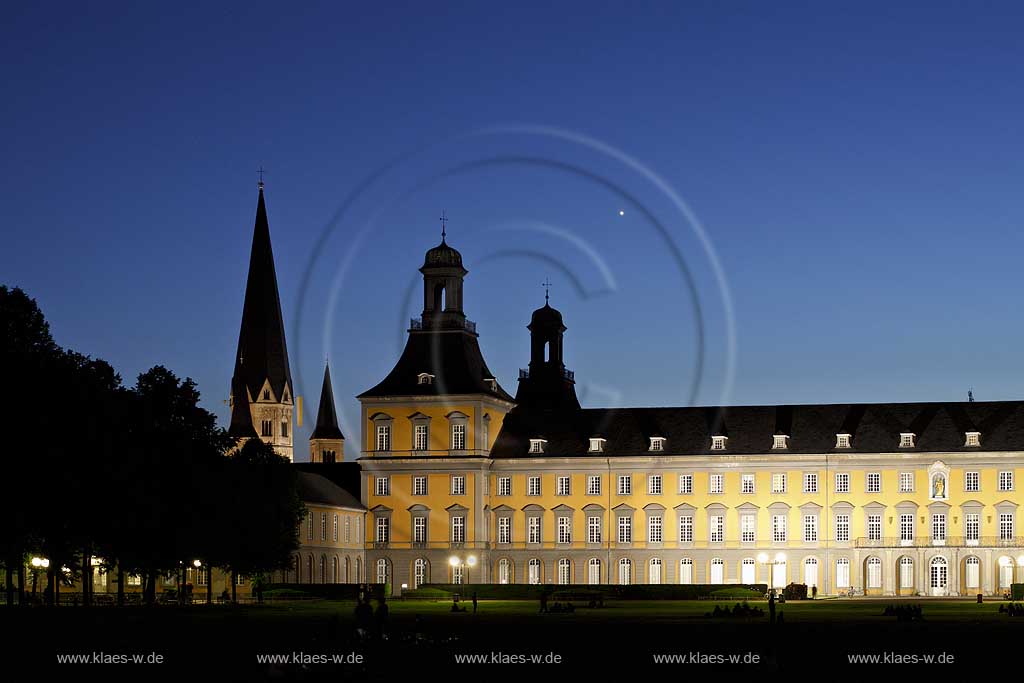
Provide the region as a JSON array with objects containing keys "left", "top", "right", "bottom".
[{"left": 619, "top": 210, "right": 625, "bottom": 216}]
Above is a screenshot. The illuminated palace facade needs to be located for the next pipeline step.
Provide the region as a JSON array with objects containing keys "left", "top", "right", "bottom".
[{"left": 359, "top": 231, "right": 1024, "bottom": 597}]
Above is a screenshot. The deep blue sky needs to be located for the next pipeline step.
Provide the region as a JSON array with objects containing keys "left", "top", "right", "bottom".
[{"left": 4, "top": 2, "right": 1024, "bottom": 459}]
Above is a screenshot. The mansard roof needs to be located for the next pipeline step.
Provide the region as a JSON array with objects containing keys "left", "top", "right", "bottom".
[
  {"left": 231, "top": 185, "right": 292, "bottom": 402},
  {"left": 295, "top": 471, "right": 364, "bottom": 510},
  {"left": 489, "top": 400, "right": 1024, "bottom": 458},
  {"left": 357, "top": 326, "right": 513, "bottom": 401}
]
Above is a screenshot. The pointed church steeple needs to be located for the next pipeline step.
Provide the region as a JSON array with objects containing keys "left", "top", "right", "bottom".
[
  {"left": 228, "top": 182, "right": 294, "bottom": 459},
  {"left": 309, "top": 362, "right": 344, "bottom": 462}
]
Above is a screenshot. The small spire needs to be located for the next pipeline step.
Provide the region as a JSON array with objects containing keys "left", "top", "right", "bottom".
[
  {"left": 439, "top": 209, "right": 448, "bottom": 242},
  {"left": 257, "top": 165, "right": 265, "bottom": 190},
  {"left": 968, "top": 388, "right": 975, "bottom": 403},
  {"left": 542, "top": 277, "right": 552, "bottom": 304}
]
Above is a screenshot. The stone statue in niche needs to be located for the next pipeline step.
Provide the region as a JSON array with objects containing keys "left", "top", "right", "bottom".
[{"left": 932, "top": 475, "right": 946, "bottom": 499}]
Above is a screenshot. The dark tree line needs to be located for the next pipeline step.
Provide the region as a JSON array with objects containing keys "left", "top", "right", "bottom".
[{"left": 0, "top": 285, "right": 305, "bottom": 606}]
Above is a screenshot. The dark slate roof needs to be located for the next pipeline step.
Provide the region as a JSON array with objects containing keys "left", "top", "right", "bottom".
[
  {"left": 295, "top": 462, "right": 362, "bottom": 501},
  {"left": 227, "top": 376, "right": 258, "bottom": 439},
  {"left": 310, "top": 363, "right": 344, "bottom": 440},
  {"left": 296, "top": 471, "right": 364, "bottom": 510},
  {"left": 422, "top": 238, "right": 465, "bottom": 270},
  {"left": 490, "top": 400, "right": 1024, "bottom": 458},
  {"left": 231, "top": 186, "right": 292, "bottom": 402},
  {"left": 358, "top": 328, "right": 513, "bottom": 400}
]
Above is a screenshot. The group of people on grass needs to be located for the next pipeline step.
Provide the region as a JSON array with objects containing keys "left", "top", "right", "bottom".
[
  {"left": 882, "top": 604, "right": 924, "bottom": 621},
  {"left": 998, "top": 603, "right": 1024, "bottom": 616}
]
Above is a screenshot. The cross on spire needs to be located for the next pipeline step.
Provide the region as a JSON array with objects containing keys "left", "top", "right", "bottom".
[
  {"left": 542, "top": 277, "right": 552, "bottom": 304},
  {"left": 257, "top": 166, "right": 265, "bottom": 189},
  {"left": 440, "top": 209, "right": 448, "bottom": 241}
]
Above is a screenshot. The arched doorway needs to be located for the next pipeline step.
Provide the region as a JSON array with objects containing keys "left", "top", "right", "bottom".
[
  {"left": 413, "top": 558, "right": 428, "bottom": 588},
  {"left": 679, "top": 558, "right": 693, "bottom": 584},
  {"left": 962, "top": 556, "right": 981, "bottom": 594},
  {"left": 998, "top": 556, "right": 1014, "bottom": 593},
  {"left": 741, "top": 558, "right": 756, "bottom": 584},
  {"left": 497, "top": 558, "right": 511, "bottom": 585},
  {"left": 528, "top": 558, "right": 542, "bottom": 585},
  {"left": 618, "top": 558, "right": 632, "bottom": 585},
  {"left": 897, "top": 556, "right": 914, "bottom": 596},
  {"left": 587, "top": 558, "right": 601, "bottom": 585},
  {"left": 649, "top": 558, "right": 662, "bottom": 584},
  {"left": 771, "top": 560, "right": 786, "bottom": 589},
  {"left": 929, "top": 556, "right": 948, "bottom": 596},
  {"left": 803, "top": 557, "right": 818, "bottom": 590},
  {"left": 710, "top": 558, "right": 725, "bottom": 584},
  {"left": 865, "top": 557, "right": 883, "bottom": 595}
]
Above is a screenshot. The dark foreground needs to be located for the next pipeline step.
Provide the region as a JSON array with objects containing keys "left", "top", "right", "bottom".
[{"left": 5, "top": 598, "right": 1021, "bottom": 680}]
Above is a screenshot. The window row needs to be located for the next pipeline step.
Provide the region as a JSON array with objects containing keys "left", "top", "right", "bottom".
[
  {"left": 304, "top": 512, "right": 361, "bottom": 544},
  {"left": 372, "top": 412, "right": 486, "bottom": 452}
]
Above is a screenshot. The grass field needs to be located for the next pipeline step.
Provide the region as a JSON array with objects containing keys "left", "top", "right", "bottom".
[{"left": 6, "top": 597, "right": 1022, "bottom": 679}]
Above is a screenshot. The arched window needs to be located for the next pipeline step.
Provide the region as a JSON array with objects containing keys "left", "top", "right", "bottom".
[
  {"left": 344, "top": 557, "right": 351, "bottom": 583},
  {"left": 558, "top": 558, "right": 571, "bottom": 585},
  {"left": 331, "top": 556, "right": 338, "bottom": 583},
  {"left": 528, "top": 558, "right": 541, "bottom": 585},
  {"left": 836, "top": 558, "right": 850, "bottom": 588},
  {"left": 618, "top": 558, "right": 632, "bottom": 585},
  {"left": 679, "top": 558, "right": 693, "bottom": 584},
  {"left": 649, "top": 558, "right": 662, "bottom": 584},
  {"left": 291, "top": 554, "right": 300, "bottom": 583},
  {"left": 965, "top": 556, "right": 980, "bottom": 589},
  {"left": 319, "top": 555, "right": 327, "bottom": 584},
  {"left": 588, "top": 558, "right": 601, "bottom": 585},
  {"left": 899, "top": 557, "right": 914, "bottom": 589},
  {"left": 413, "top": 558, "right": 428, "bottom": 588},
  {"left": 498, "top": 558, "right": 511, "bottom": 585},
  {"left": 930, "top": 556, "right": 948, "bottom": 592},
  {"left": 355, "top": 557, "right": 362, "bottom": 583},
  {"left": 741, "top": 558, "right": 756, "bottom": 584},
  {"left": 306, "top": 555, "right": 314, "bottom": 585},
  {"left": 710, "top": 558, "right": 725, "bottom": 584},
  {"left": 998, "top": 556, "right": 1014, "bottom": 589},
  {"left": 376, "top": 558, "right": 389, "bottom": 585},
  {"left": 803, "top": 557, "right": 818, "bottom": 588},
  {"left": 867, "top": 557, "right": 882, "bottom": 589}
]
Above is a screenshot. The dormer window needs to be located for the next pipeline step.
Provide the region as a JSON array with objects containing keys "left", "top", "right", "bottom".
[
  {"left": 649, "top": 436, "right": 666, "bottom": 452},
  {"left": 964, "top": 431, "right": 981, "bottom": 447},
  {"left": 710, "top": 435, "right": 727, "bottom": 451},
  {"left": 588, "top": 437, "right": 606, "bottom": 453},
  {"left": 772, "top": 434, "right": 789, "bottom": 450},
  {"left": 529, "top": 438, "right": 547, "bottom": 454},
  {"left": 835, "top": 433, "right": 851, "bottom": 449},
  {"left": 485, "top": 377, "right": 498, "bottom": 392},
  {"left": 417, "top": 373, "right": 434, "bottom": 385},
  {"left": 899, "top": 433, "right": 915, "bottom": 449}
]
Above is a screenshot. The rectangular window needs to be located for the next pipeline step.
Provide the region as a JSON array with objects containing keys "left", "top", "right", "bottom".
[
  {"left": 451, "top": 516, "right": 465, "bottom": 543},
  {"left": 587, "top": 475, "right": 601, "bottom": 496},
  {"left": 966, "top": 513, "right": 980, "bottom": 541},
  {"left": 261, "top": 420, "right": 273, "bottom": 437},
  {"left": 587, "top": 516, "right": 602, "bottom": 543},
  {"left": 497, "top": 517, "right": 510, "bottom": 544},
  {"left": 999, "top": 471, "right": 1014, "bottom": 491},
  {"left": 649, "top": 474, "right": 663, "bottom": 495},
  {"left": 617, "top": 516, "right": 632, "bottom": 544},
  {"left": 835, "top": 514, "right": 850, "bottom": 542},
  {"left": 741, "top": 514, "right": 755, "bottom": 543},
  {"left": 678, "top": 474, "right": 693, "bottom": 494},
  {"left": 320, "top": 512, "right": 327, "bottom": 541},
  {"left": 527, "top": 476, "right": 541, "bottom": 496},
  {"left": 741, "top": 474, "right": 754, "bottom": 494},
  {"left": 497, "top": 476, "right": 511, "bottom": 496},
  {"left": 375, "top": 517, "right": 389, "bottom": 543},
  {"left": 451, "top": 475, "right": 465, "bottom": 496},
  {"left": 375, "top": 424, "right": 390, "bottom": 451},
  {"left": 333, "top": 514, "right": 338, "bottom": 542},
  {"left": 618, "top": 475, "right": 632, "bottom": 495},
  {"left": 999, "top": 513, "right": 1014, "bottom": 540},
  {"left": 280, "top": 420, "right": 288, "bottom": 438},
  {"left": 803, "top": 473, "right": 818, "bottom": 494},
  {"left": 557, "top": 476, "right": 571, "bottom": 496},
  {"left": 450, "top": 423, "right": 466, "bottom": 450},
  {"left": 803, "top": 514, "right": 818, "bottom": 542},
  {"left": 413, "top": 516, "right": 426, "bottom": 543},
  {"left": 678, "top": 515, "right": 694, "bottom": 543},
  {"left": 413, "top": 476, "right": 427, "bottom": 496},
  {"left": 835, "top": 472, "right": 850, "bottom": 494},
  {"left": 867, "top": 472, "right": 881, "bottom": 493},
  {"left": 771, "top": 473, "right": 787, "bottom": 494},
  {"left": 648, "top": 515, "right": 663, "bottom": 543},
  {"left": 965, "top": 471, "right": 980, "bottom": 492},
  {"left": 345, "top": 517, "right": 351, "bottom": 543},
  {"left": 772, "top": 514, "right": 787, "bottom": 543},
  {"left": 374, "top": 476, "right": 390, "bottom": 496},
  {"left": 868, "top": 514, "right": 881, "bottom": 541},
  {"left": 709, "top": 515, "right": 724, "bottom": 543},
  {"left": 899, "top": 472, "right": 914, "bottom": 493},
  {"left": 527, "top": 517, "right": 541, "bottom": 544},
  {"left": 413, "top": 424, "right": 428, "bottom": 450},
  {"left": 306, "top": 512, "right": 313, "bottom": 540},
  {"left": 899, "top": 514, "right": 914, "bottom": 542},
  {"left": 932, "top": 513, "right": 946, "bottom": 541},
  {"left": 557, "top": 516, "right": 572, "bottom": 544},
  {"left": 709, "top": 474, "right": 723, "bottom": 494}
]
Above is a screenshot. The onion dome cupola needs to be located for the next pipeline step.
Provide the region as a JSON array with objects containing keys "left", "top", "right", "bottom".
[
  {"left": 419, "top": 232, "right": 468, "bottom": 329},
  {"left": 514, "top": 295, "right": 581, "bottom": 413}
]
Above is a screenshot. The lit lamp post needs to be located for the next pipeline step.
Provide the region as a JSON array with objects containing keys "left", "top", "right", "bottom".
[
  {"left": 757, "top": 552, "right": 786, "bottom": 597},
  {"left": 29, "top": 557, "right": 49, "bottom": 601},
  {"left": 448, "top": 554, "right": 478, "bottom": 586}
]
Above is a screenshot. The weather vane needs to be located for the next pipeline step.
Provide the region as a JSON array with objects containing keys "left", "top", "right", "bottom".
[
  {"left": 440, "top": 210, "right": 448, "bottom": 240},
  {"left": 257, "top": 165, "right": 265, "bottom": 189},
  {"left": 542, "top": 277, "right": 552, "bottom": 304}
]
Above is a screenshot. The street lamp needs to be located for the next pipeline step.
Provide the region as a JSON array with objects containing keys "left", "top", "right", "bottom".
[{"left": 448, "top": 555, "right": 477, "bottom": 585}]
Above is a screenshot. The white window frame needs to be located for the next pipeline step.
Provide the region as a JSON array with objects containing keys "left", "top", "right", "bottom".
[
  {"left": 528, "top": 438, "right": 546, "bottom": 454},
  {"left": 617, "top": 516, "right": 632, "bottom": 544},
  {"left": 557, "top": 516, "right": 572, "bottom": 544},
  {"left": 678, "top": 515, "right": 693, "bottom": 544},
  {"left": 867, "top": 514, "right": 882, "bottom": 541},
  {"left": 587, "top": 516, "right": 602, "bottom": 544},
  {"left": 772, "top": 514, "right": 787, "bottom": 543},
  {"left": 556, "top": 476, "right": 571, "bottom": 496},
  {"left": 617, "top": 475, "right": 632, "bottom": 495},
  {"left": 375, "top": 424, "right": 391, "bottom": 452},
  {"left": 413, "top": 423, "right": 429, "bottom": 451},
  {"left": 866, "top": 472, "right": 881, "bottom": 494},
  {"left": 710, "top": 435, "right": 727, "bottom": 450},
  {"left": 835, "top": 513, "right": 850, "bottom": 542},
  {"left": 649, "top": 436, "right": 665, "bottom": 452},
  {"left": 899, "top": 514, "right": 914, "bottom": 542},
  {"left": 772, "top": 434, "right": 788, "bottom": 449},
  {"left": 413, "top": 476, "right": 427, "bottom": 496},
  {"left": 450, "top": 475, "right": 465, "bottom": 496},
  {"left": 527, "top": 516, "right": 541, "bottom": 544},
  {"left": 374, "top": 476, "right": 390, "bottom": 497},
  {"left": 965, "top": 471, "right": 979, "bottom": 492},
  {"left": 648, "top": 515, "right": 663, "bottom": 544},
  {"left": 678, "top": 474, "right": 693, "bottom": 494},
  {"left": 709, "top": 473, "right": 723, "bottom": 494},
  {"left": 413, "top": 516, "right": 427, "bottom": 543},
  {"left": 835, "top": 433, "right": 851, "bottom": 449},
  {"left": 375, "top": 517, "right": 389, "bottom": 543},
  {"left": 497, "top": 516, "right": 511, "bottom": 544},
  {"left": 450, "top": 515, "right": 466, "bottom": 543},
  {"left": 899, "top": 432, "right": 915, "bottom": 448},
  {"left": 527, "top": 476, "right": 541, "bottom": 496},
  {"left": 740, "top": 514, "right": 755, "bottom": 543},
  {"left": 709, "top": 515, "right": 724, "bottom": 543},
  {"left": 803, "top": 473, "right": 818, "bottom": 494},
  {"left": 803, "top": 514, "right": 818, "bottom": 542},
  {"left": 648, "top": 474, "right": 663, "bottom": 495},
  {"left": 586, "top": 475, "right": 601, "bottom": 496},
  {"left": 899, "top": 471, "right": 914, "bottom": 493},
  {"left": 450, "top": 422, "right": 466, "bottom": 450},
  {"left": 740, "top": 474, "right": 754, "bottom": 494},
  {"left": 835, "top": 472, "right": 850, "bottom": 494},
  {"left": 497, "top": 476, "right": 511, "bottom": 496},
  {"left": 999, "top": 471, "right": 1014, "bottom": 491},
  {"left": 588, "top": 437, "right": 605, "bottom": 452},
  {"left": 965, "top": 431, "right": 981, "bottom": 447},
  {"left": 771, "top": 472, "right": 787, "bottom": 494}
]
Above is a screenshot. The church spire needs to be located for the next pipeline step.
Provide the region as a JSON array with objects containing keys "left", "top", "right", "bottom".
[
  {"left": 231, "top": 183, "right": 293, "bottom": 403},
  {"left": 310, "top": 362, "right": 344, "bottom": 440}
]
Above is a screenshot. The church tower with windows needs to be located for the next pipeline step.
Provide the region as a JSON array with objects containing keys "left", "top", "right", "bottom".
[
  {"left": 227, "top": 181, "right": 294, "bottom": 460},
  {"left": 309, "top": 362, "right": 344, "bottom": 462}
]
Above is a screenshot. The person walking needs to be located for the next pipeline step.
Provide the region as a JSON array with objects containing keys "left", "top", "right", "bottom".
[{"left": 768, "top": 591, "right": 776, "bottom": 625}]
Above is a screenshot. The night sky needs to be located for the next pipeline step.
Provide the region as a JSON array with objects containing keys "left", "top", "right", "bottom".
[{"left": 4, "top": 2, "right": 1024, "bottom": 459}]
